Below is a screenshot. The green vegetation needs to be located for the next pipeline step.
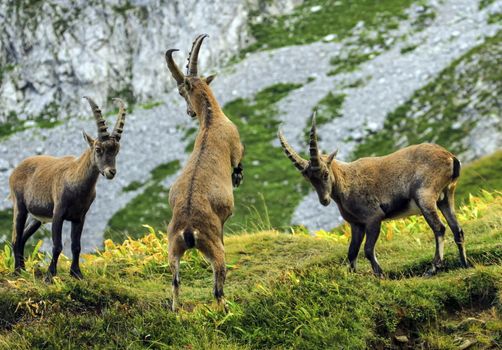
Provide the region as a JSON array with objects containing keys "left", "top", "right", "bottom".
[
  {"left": 400, "top": 43, "right": 418, "bottom": 54},
  {"left": 243, "top": 0, "right": 415, "bottom": 55},
  {"left": 223, "top": 83, "right": 310, "bottom": 232},
  {"left": 353, "top": 30, "right": 502, "bottom": 159},
  {"left": 304, "top": 92, "right": 345, "bottom": 143},
  {"left": 0, "top": 64, "right": 15, "bottom": 84},
  {"left": 455, "top": 151, "right": 502, "bottom": 205},
  {"left": 0, "top": 106, "right": 61, "bottom": 140},
  {"left": 479, "top": 0, "right": 496, "bottom": 10},
  {"left": 488, "top": 12, "right": 502, "bottom": 24},
  {"left": 0, "top": 192, "right": 500, "bottom": 349},
  {"left": 314, "top": 92, "right": 345, "bottom": 125},
  {"left": 328, "top": 52, "right": 373, "bottom": 76},
  {"left": 0, "top": 209, "right": 12, "bottom": 246},
  {"left": 140, "top": 101, "right": 163, "bottom": 110},
  {"left": 105, "top": 160, "right": 180, "bottom": 241}
]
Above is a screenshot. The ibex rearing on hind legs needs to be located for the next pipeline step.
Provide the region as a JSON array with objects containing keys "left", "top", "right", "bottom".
[
  {"left": 279, "top": 111, "right": 469, "bottom": 277},
  {"left": 9, "top": 97, "right": 127, "bottom": 280},
  {"left": 165, "top": 34, "right": 244, "bottom": 311}
]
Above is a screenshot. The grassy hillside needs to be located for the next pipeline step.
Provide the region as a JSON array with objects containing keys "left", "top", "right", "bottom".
[
  {"left": 353, "top": 30, "right": 502, "bottom": 159},
  {"left": 243, "top": 0, "right": 417, "bottom": 55},
  {"left": 0, "top": 191, "right": 500, "bottom": 349}
]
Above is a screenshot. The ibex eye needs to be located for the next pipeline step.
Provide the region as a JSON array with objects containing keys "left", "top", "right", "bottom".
[{"left": 95, "top": 148, "right": 103, "bottom": 154}]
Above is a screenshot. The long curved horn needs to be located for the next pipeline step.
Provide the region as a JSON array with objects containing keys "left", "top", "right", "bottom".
[
  {"left": 309, "top": 110, "right": 320, "bottom": 170},
  {"left": 165, "top": 49, "right": 184, "bottom": 84},
  {"left": 186, "top": 34, "right": 208, "bottom": 76},
  {"left": 111, "top": 98, "right": 126, "bottom": 141},
  {"left": 278, "top": 130, "right": 308, "bottom": 171},
  {"left": 83, "top": 96, "right": 109, "bottom": 140}
]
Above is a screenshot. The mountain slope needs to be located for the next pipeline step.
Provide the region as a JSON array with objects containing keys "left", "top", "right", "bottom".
[{"left": 0, "top": 192, "right": 500, "bottom": 349}]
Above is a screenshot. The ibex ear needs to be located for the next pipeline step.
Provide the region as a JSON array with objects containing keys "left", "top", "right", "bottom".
[
  {"left": 327, "top": 149, "right": 338, "bottom": 164},
  {"left": 82, "top": 131, "right": 95, "bottom": 148},
  {"left": 204, "top": 74, "right": 216, "bottom": 85}
]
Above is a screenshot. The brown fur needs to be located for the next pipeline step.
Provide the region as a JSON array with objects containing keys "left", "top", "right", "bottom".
[
  {"left": 165, "top": 36, "right": 244, "bottom": 311},
  {"left": 9, "top": 98, "right": 126, "bottom": 279},
  {"left": 279, "top": 113, "right": 468, "bottom": 277}
]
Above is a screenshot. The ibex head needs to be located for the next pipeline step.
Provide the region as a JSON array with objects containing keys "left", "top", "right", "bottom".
[
  {"left": 165, "top": 34, "right": 216, "bottom": 119},
  {"left": 278, "top": 110, "right": 337, "bottom": 206},
  {"left": 82, "top": 97, "right": 126, "bottom": 180}
]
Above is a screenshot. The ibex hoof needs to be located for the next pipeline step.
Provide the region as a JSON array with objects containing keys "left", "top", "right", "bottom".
[
  {"left": 70, "top": 269, "right": 84, "bottom": 280},
  {"left": 423, "top": 268, "right": 438, "bottom": 277},
  {"left": 44, "top": 273, "right": 55, "bottom": 284}
]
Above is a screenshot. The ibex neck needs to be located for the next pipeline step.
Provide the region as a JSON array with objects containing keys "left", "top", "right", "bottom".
[
  {"left": 74, "top": 148, "right": 100, "bottom": 190},
  {"left": 330, "top": 161, "right": 347, "bottom": 201},
  {"left": 196, "top": 90, "right": 223, "bottom": 129}
]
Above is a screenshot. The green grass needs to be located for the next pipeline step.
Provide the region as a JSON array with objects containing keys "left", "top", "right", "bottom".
[
  {"left": 479, "top": 0, "right": 496, "bottom": 10},
  {"left": 0, "top": 210, "right": 12, "bottom": 246},
  {"left": 222, "top": 83, "right": 310, "bottom": 232},
  {"left": 328, "top": 52, "right": 374, "bottom": 76},
  {"left": 0, "top": 192, "right": 500, "bottom": 349},
  {"left": 313, "top": 92, "right": 345, "bottom": 127},
  {"left": 400, "top": 43, "right": 418, "bottom": 54},
  {"left": 0, "top": 109, "right": 61, "bottom": 140},
  {"left": 353, "top": 30, "right": 502, "bottom": 160},
  {"left": 243, "top": 0, "right": 415, "bottom": 55},
  {"left": 455, "top": 151, "right": 502, "bottom": 205},
  {"left": 105, "top": 160, "right": 180, "bottom": 241},
  {"left": 303, "top": 92, "right": 346, "bottom": 143}
]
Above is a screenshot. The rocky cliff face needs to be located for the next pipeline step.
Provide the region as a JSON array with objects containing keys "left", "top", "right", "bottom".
[{"left": 0, "top": 0, "right": 298, "bottom": 121}]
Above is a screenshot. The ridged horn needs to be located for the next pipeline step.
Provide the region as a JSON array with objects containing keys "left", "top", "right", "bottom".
[
  {"left": 278, "top": 130, "right": 308, "bottom": 171},
  {"left": 165, "top": 49, "right": 184, "bottom": 84},
  {"left": 111, "top": 98, "right": 126, "bottom": 142},
  {"left": 186, "top": 34, "right": 208, "bottom": 76},
  {"left": 309, "top": 110, "right": 320, "bottom": 170},
  {"left": 83, "top": 96, "right": 109, "bottom": 140}
]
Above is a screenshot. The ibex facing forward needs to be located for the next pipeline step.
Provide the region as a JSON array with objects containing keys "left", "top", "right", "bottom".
[
  {"left": 165, "top": 34, "right": 244, "bottom": 310},
  {"left": 9, "top": 97, "right": 127, "bottom": 280},
  {"left": 279, "top": 111, "right": 468, "bottom": 277}
]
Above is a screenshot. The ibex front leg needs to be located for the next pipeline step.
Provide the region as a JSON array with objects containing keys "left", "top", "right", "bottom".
[
  {"left": 47, "top": 213, "right": 64, "bottom": 281},
  {"left": 70, "top": 220, "right": 84, "bottom": 279},
  {"left": 13, "top": 203, "right": 28, "bottom": 272}
]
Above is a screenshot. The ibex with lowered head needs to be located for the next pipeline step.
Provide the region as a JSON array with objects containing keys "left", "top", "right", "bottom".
[
  {"left": 279, "top": 111, "right": 468, "bottom": 277},
  {"left": 9, "top": 97, "right": 127, "bottom": 280},
  {"left": 165, "top": 34, "right": 244, "bottom": 310}
]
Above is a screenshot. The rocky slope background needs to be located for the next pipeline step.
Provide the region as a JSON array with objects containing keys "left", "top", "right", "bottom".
[{"left": 0, "top": 0, "right": 501, "bottom": 252}]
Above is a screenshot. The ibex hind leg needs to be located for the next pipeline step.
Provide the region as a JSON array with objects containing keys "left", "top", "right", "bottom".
[
  {"left": 416, "top": 193, "right": 446, "bottom": 276},
  {"left": 12, "top": 202, "right": 28, "bottom": 273},
  {"left": 21, "top": 218, "right": 42, "bottom": 247},
  {"left": 168, "top": 242, "right": 185, "bottom": 312},
  {"left": 200, "top": 240, "right": 227, "bottom": 311},
  {"left": 437, "top": 186, "right": 469, "bottom": 268}
]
